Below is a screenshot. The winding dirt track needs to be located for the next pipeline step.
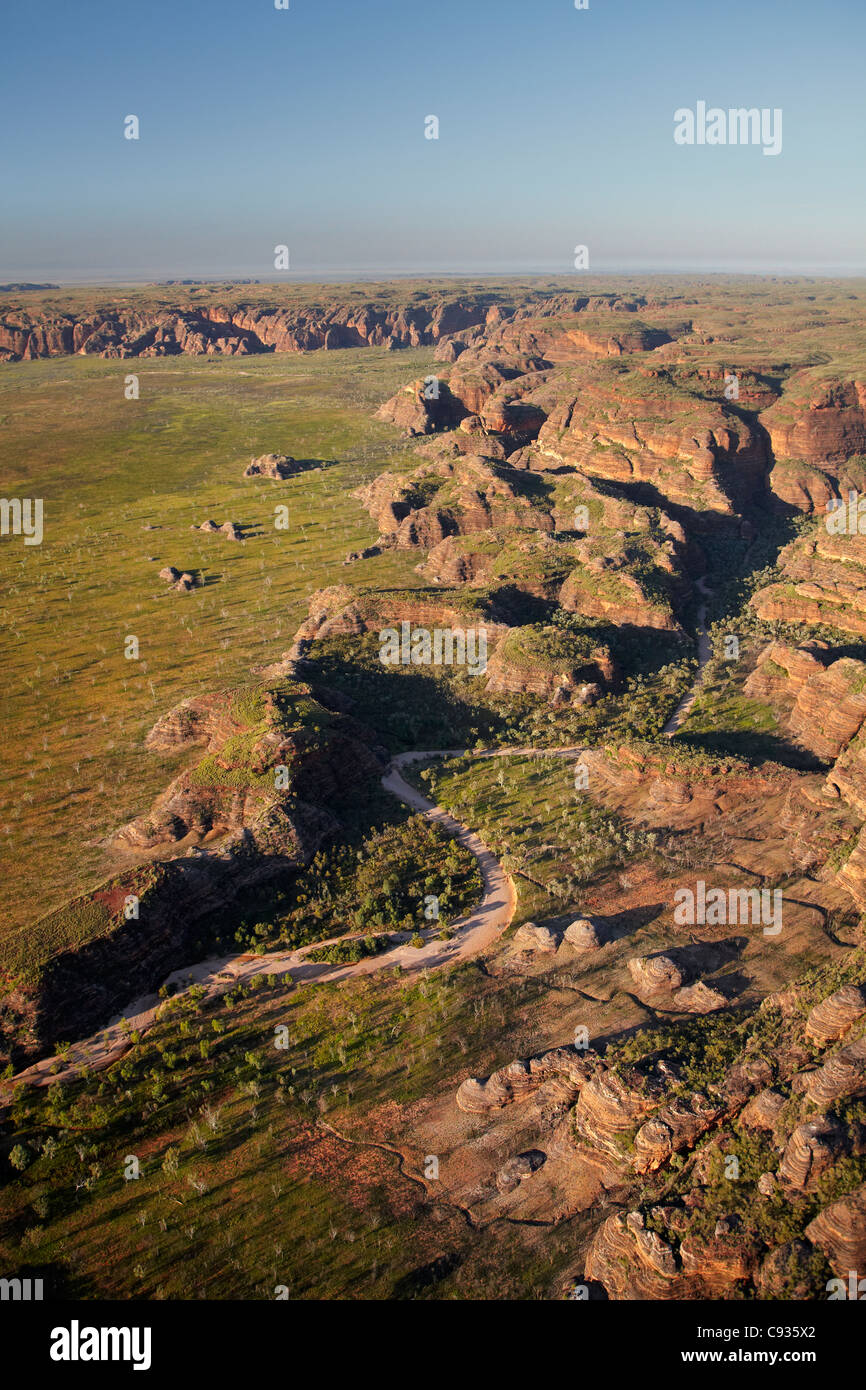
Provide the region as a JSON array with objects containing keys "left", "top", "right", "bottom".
[
  {"left": 7, "top": 748, "right": 572, "bottom": 1091},
  {"left": 5, "top": 623, "right": 713, "bottom": 1096}
]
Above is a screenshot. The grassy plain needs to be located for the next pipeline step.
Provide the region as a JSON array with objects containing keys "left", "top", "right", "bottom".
[{"left": 0, "top": 349, "right": 434, "bottom": 939}]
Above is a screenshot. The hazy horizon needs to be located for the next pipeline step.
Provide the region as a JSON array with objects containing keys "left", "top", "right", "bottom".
[{"left": 6, "top": 265, "right": 866, "bottom": 290}]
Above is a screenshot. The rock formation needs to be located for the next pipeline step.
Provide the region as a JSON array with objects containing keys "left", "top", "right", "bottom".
[{"left": 245, "top": 453, "right": 301, "bottom": 479}]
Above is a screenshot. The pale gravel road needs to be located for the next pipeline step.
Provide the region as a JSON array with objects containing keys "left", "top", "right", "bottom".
[{"left": 6, "top": 748, "right": 591, "bottom": 1092}]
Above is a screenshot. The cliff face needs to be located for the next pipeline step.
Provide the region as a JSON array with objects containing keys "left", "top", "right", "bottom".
[
  {"left": 761, "top": 375, "right": 866, "bottom": 468},
  {"left": 534, "top": 365, "right": 770, "bottom": 526},
  {"left": 108, "top": 681, "right": 372, "bottom": 857},
  {"left": 744, "top": 643, "right": 866, "bottom": 761},
  {"left": 0, "top": 287, "right": 677, "bottom": 363},
  {"left": 739, "top": 635, "right": 866, "bottom": 911},
  {"left": 756, "top": 370, "right": 866, "bottom": 513},
  {"left": 0, "top": 295, "right": 496, "bottom": 361}
]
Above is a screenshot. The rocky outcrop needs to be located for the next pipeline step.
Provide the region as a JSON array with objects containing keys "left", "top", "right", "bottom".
[
  {"left": 374, "top": 378, "right": 465, "bottom": 436},
  {"left": 456, "top": 1060, "right": 541, "bottom": 1115},
  {"left": 288, "top": 583, "right": 509, "bottom": 668},
  {"left": 534, "top": 361, "right": 769, "bottom": 525},
  {"left": 111, "top": 681, "right": 379, "bottom": 860},
  {"left": 744, "top": 642, "right": 866, "bottom": 760},
  {"left": 471, "top": 945, "right": 866, "bottom": 1301},
  {"left": 633, "top": 1092, "right": 723, "bottom": 1173},
  {"left": 563, "top": 917, "right": 604, "bottom": 951},
  {"left": 159, "top": 566, "right": 200, "bottom": 591},
  {"left": 513, "top": 921, "right": 559, "bottom": 953},
  {"left": 455, "top": 1045, "right": 589, "bottom": 1114},
  {"left": 751, "top": 529, "right": 866, "bottom": 639},
  {"left": 495, "top": 1150, "right": 546, "bottom": 1193},
  {"left": 628, "top": 952, "right": 685, "bottom": 993},
  {"left": 354, "top": 454, "right": 554, "bottom": 548},
  {"left": 740, "top": 1086, "right": 787, "bottom": 1131},
  {"left": 803, "top": 1036, "right": 866, "bottom": 1108},
  {"left": 573, "top": 1066, "right": 661, "bottom": 1155},
  {"left": 483, "top": 626, "right": 614, "bottom": 705},
  {"left": 586, "top": 1205, "right": 759, "bottom": 1300},
  {"left": 417, "top": 530, "right": 574, "bottom": 597},
  {"left": 805, "top": 1182, "right": 866, "bottom": 1277},
  {"left": 826, "top": 729, "right": 866, "bottom": 821},
  {"left": 584, "top": 1211, "right": 679, "bottom": 1298},
  {"left": 244, "top": 453, "right": 302, "bottom": 479},
  {"left": 671, "top": 981, "right": 729, "bottom": 1013},
  {"left": 805, "top": 985, "right": 866, "bottom": 1045},
  {"left": 778, "top": 1116, "right": 849, "bottom": 1192}
]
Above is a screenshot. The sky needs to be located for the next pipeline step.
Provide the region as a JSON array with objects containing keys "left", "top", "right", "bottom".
[{"left": 1, "top": 0, "right": 864, "bottom": 282}]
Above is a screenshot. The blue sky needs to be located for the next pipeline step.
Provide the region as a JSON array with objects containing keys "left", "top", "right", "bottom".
[{"left": 1, "top": 0, "right": 864, "bottom": 281}]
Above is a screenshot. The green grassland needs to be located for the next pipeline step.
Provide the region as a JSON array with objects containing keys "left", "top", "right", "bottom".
[
  {"left": 0, "top": 349, "right": 436, "bottom": 938},
  {"left": 406, "top": 753, "right": 659, "bottom": 926}
]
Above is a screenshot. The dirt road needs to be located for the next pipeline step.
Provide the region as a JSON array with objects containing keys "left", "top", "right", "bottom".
[{"left": 6, "top": 747, "right": 548, "bottom": 1091}]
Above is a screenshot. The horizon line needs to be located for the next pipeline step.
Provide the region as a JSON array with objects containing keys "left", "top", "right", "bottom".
[{"left": 4, "top": 265, "right": 866, "bottom": 290}]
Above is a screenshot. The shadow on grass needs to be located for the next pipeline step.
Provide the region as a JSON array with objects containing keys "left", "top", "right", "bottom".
[{"left": 671, "top": 727, "right": 827, "bottom": 771}]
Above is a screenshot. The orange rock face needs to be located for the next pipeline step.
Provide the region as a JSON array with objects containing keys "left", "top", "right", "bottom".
[
  {"left": 761, "top": 375, "right": 866, "bottom": 470},
  {"left": 805, "top": 1183, "right": 866, "bottom": 1277},
  {"left": 752, "top": 527, "right": 866, "bottom": 636},
  {"left": 745, "top": 642, "right": 866, "bottom": 760}
]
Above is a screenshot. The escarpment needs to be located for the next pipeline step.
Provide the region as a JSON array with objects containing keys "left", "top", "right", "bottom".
[
  {"left": 0, "top": 293, "right": 501, "bottom": 361},
  {"left": 0, "top": 286, "right": 684, "bottom": 363},
  {"left": 761, "top": 373, "right": 866, "bottom": 471}
]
